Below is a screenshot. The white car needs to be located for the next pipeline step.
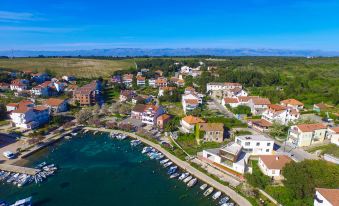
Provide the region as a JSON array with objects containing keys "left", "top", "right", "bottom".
[{"left": 3, "top": 151, "right": 15, "bottom": 159}]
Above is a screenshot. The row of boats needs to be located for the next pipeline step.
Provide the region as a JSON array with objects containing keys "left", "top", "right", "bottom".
[
  {"left": 0, "top": 162, "right": 57, "bottom": 188},
  {"left": 111, "top": 133, "right": 128, "bottom": 140},
  {"left": 139, "top": 144, "right": 236, "bottom": 206},
  {"left": 0, "top": 196, "right": 32, "bottom": 206}
]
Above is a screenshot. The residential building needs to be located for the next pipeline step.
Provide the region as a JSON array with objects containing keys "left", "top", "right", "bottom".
[
  {"left": 31, "top": 73, "right": 49, "bottom": 83},
  {"left": 235, "top": 135, "right": 274, "bottom": 155},
  {"left": 119, "top": 90, "right": 137, "bottom": 102},
  {"left": 313, "top": 103, "right": 334, "bottom": 112},
  {"left": 182, "top": 89, "right": 203, "bottom": 114},
  {"left": 141, "top": 105, "right": 165, "bottom": 125},
  {"left": 180, "top": 66, "right": 193, "bottom": 74},
  {"left": 10, "top": 79, "right": 29, "bottom": 92},
  {"left": 170, "top": 77, "right": 185, "bottom": 87},
  {"left": 222, "top": 97, "right": 240, "bottom": 108},
  {"left": 206, "top": 82, "right": 242, "bottom": 92},
  {"left": 136, "top": 76, "right": 146, "bottom": 86},
  {"left": 225, "top": 87, "right": 248, "bottom": 98},
  {"left": 280, "top": 99, "right": 304, "bottom": 110},
  {"left": 44, "top": 98, "right": 68, "bottom": 113},
  {"left": 248, "top": 98, "right": 271, "bottom": 115},
  {"left": 73, "top": 81, "right": 101, "bottom": 106},
  {"left": 157, "top": 114, "right": 171, "bottom": 129},
  {"left": 6, "top": 100, "right": 34, "bottom": 112},
  {"left": 148, "top": 78, "right": 156, "bottom": 87},
  {"left": 327, "top": 127, "right": 339, "bottom": 146},
  {"left": 155, "top": 77, "right": 168, "bottom": 87},
  {"left": 288, "top": 123, "right": 327, "bottom": 147},
  {"left": 180, "top": 115, "right": 205, "bottom": 133},
  {"left": 0, "top": 82, "right": 10, "bottom": 90},
  {"left": 202, "top": 142, "right": 247, "bottom": 174},
  {"left": 261, "top": 104, "right": 300, "bottom": 125},
  {"left": 158, "top": 86, "right": 176, "bottom": 97},
  {"left": 111, "top": 75, "right": 122, "bottom": 84},
  {"left": 122, "top": 74, "right": 133, "bottom": 86},
  {"left": 10, "top": 105, "right": 49, "bottom": 129},
  {"left": 31, "top": 83, "right": 50, "bottom": 97},
  {"left": 248, "top": 119, "right": 272, "bottom": 132},
  {"left": 31, "top": 81, "right": 66, "bottom": 97},
  {"left": 62, "top": 75, "right": 76, "bottom": 82},
  {"left": 155, "top": 70, "right": 163, "bottom": 77},
  {"left": 314, "top": 188, "right": 339, "bottom": 206},
  {"left": 198, "top": 123, "right": 224, "bottom": 143},
  {"left": 258, "top": 155, "right": 292, "bottom": 179}
]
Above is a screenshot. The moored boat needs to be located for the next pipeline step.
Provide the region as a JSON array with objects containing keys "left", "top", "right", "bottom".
[
  {"left": 178, "top": 172, "right": 189, "bottom": 180},
  {"left": 219, "top": 196, "right": 230, "bottom": 205},
  {"left": 212, "top": 191, "right": 222, "bottom": 200},
  {"left": 170, "top": 173, "right": 179, "bottom": 179},
  {"left": 200, "top": 183, "right": 208, "bottom": 190},
  {"left": 203, "top": 187, "right": 214, "bottom": 196},
  {"left": 183, "top": 175, "right": 192, "bottom": 183},
  {"left": 163, "top": 162, "right": 173, "bottom": 168},
  {"left": 187, "top": 178, "right": 197, "bottom": 187}
]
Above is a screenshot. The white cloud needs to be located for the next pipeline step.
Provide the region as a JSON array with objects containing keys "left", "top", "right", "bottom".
[
  {"left": 0, "top": 11, "right": 39, "bottom": 21},
  {"left": 0, "top": 26, "right": 79, "bottom": 33}
]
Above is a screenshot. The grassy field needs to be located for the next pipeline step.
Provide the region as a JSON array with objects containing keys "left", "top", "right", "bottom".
[
  {"left": 0, "top": 58, "right": 135, "bottom": 78},
  {"left": 307, "top": 143, "right": 339, "bottom": 158}
]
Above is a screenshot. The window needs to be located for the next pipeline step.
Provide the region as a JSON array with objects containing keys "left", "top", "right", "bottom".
[
  {"left": 267, "top": 142, "right": 271, "bottom": 146},
  {"left": 245, "top": 142, "right": 250, "bottom": 146},
  {"left": 256, "top": 142, "right": 260, "bottom": 146},
  {"left": 266, "top": 149, "right": 269, "bottom": 152}
]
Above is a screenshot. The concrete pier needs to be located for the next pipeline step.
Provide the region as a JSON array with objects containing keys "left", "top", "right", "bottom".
[{"left": 0, "top": 164, "right": 40, "bottom": 175}]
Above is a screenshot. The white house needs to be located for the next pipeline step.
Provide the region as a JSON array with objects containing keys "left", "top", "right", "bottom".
[
  {"left": 180, "top": 115, "right": 205, "bottom": 133},
  {"left": 222, "top": 97, "right": 240, "bottom": 108},
  {"left": 6, "top": 100, "right": 34, "bottom": 112},
  {"left": 288, "top": 123, "right": 327, "bottom": 147},
  {"left": 148, "top": 78, "right": 156, "bottom": 88},
  {"left": 158, "top": 87, "right": 175, "bottom": 97},
  {"left": 10, "top": 105, "right": 50, "bottom": 129},
  {"left": 280, "top": 99, "right": 304, "bottom": 111},
  {"left": 247, "top": 98, "right": 271, "bottom": 115},
  {"left": 314, "top": 188, "right": 339, "bottom": 206},
  {"left": 225, "top": 87, "right": 248, "bottom": 98},
  {"left": 44, "top": 98, "right": 68, "bottom": 113},
  {"left": 235, "top": 135, "right": 274, "bottom": 155},
  {"left": 258, "top": 155, "right": 292, "bottom": 179},
  {"left": 206, "top": 82, "right": 242, "bottom": 92},
  {"left": 10, "top": 79, "right": 29, "bottom": 92},
  {"left": 136, "top": 76, "right": 146, "bottom": 86},
  {"left": 122, "top": 74, "right": 133, "bottom": 87},
  {"left": 261, "top": 104, "right": 300, "bottom": 125},
  {"left": 202, "top": 142, "right": 247, "bottom": 174},
  {"left": 182, "top": 93, "right": 200, "bottom": 114},
  {"left": 326, "top": 127, "right": 339, "bottom": 146},
  {"left": 141, "top": 105, "right": 165, "bottom": 126}
]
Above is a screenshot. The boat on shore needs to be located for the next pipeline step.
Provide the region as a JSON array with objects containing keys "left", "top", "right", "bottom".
[
  {"left": 203, "top": 187, "right": 214, "bottom": 196},
  {"left": 212, "top": 191, "right": 222, "bottom": 200},
  {"left": 170, "top": 173, "right": 179, "bottom": 179},
  {"left": 187, "top": 178, "right": 197, "bottom": 187}
]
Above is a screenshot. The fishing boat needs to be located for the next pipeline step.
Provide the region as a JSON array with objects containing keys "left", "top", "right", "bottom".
[
  {"left": 155, "top": 154, "right": 164, "bottom": 160},
  {"left": 142, "top": 147, "right": 152, "bottom": 154},
  {"left": 203, "top": 187, "right": 214, "bottom": 196},
  {"left": 159, "top": 159, "right": 169, "bottom": 164},
  {"left": 187, "top": 178, "right": 197, "bottom": 187},
  {"left": 36, "top": 162, "right": 47, "bottom": 169},
  {"left": 212, "top": 191, "right": 222, "bottom": 200},
  {"left": 163, "top": 162, "right": 173, "bottom": 168},
  {"left": 200, "top": 183, "right": 208, "bottom": 190},
  {"left": 178, "top": 172, "right": 189, "bottom": 180},
  {"left": 219, "top": 196, "right": 230, "bottom": 205},
  {"left": 170, "top": 173, "right": 179, "bottom": 179},
  {"left": 183, "top": 175, "right": 192, "bottom": 183},
  {"left": 167, "top": 166, "right": 178, "bottom": 175},
  {"left": 130, "top": 140, "right": 141, "bottom": 147}
]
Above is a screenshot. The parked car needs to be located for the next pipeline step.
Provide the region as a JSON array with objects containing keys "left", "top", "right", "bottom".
[{"left": 3, "top": 151, "right": 15, "bottom": 159}]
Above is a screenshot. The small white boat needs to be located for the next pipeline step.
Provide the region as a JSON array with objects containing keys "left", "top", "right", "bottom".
[
  {"left": 212, "top": 191, "right": 222, "bottom": 200},
  {"left": 219, "top": 196, "right": 230, "bottom": 205},
  {"left": 163, "top": 162, "right": 173, "bottom": 168},
  {"left": 178, "top": 173, "right": 189, "bottom": 180},
  {"left": 203, "top": 187, "right": 214, "bottom": 196},
  {"left": 170, "top": 173, "right": 180, "bottom": 179},
  {"left": 187, "top": 178, "right": 197, "bottom": 187},
  {"left": 142, "top": 147, "right": 152, "bottom": 154},
  {"left": 160, "top": 159, "right": 169, "bottom": 164},
  {"left": 200, "top": 183, "right": 208, "bottom": 190},
  {"left": 130, "top": 140, "right": 141, "bottom": 147},
  {"left": 183, "top": 176, "right": 192, "bottom": 183}
]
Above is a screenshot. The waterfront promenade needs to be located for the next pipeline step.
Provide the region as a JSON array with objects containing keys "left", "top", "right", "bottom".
[{"left": 85, "top": 127, "right": 252, "bottom": 206}]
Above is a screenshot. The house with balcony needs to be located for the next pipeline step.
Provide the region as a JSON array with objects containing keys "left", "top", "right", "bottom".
[
  {"left": 225, "top": 87, "right": 248, "bottom": 98},
  {"left": 180, "top": 115, "right": 205, "bottom": 133},
  {"left": 122, "top": 74, "right": 133, "bottom": 87},
  {"left": 261, "top": 104, "right": 300, "bottom": 125},
  {"left": 327, "top": 127, "right": 339, "bottom": 146},
  {"left": 206, "top": 82, "right": 243, "bottom": 99},
  {"left": 73, "top": 81, "right": 101, "bottom": 106},
  {"left": 170, "top": 77, "right": 185, "bottom": 87},
  {"left": 44, "top": 98, "right": 68, "bottom": 114},
  {"left": 235, "top": 135, "right": 274, "bottom": 155},
  {"left": 182, "top": 89, "right": 203, "bottom": 114},
  {"left": 10, "top": 105, "right": 50, "bottom": 129},
  {"left": 280, "top": 98, "right": 304, "bottom": 111},
  {"left": 222, "top": 97, "right": 240, "bottom": 108},
  {"left": 119, "top": 90, "right": 137, "bottom": 102},
  {"left": 136, "top": 76, "right": 146, "bottom": 86},
  {"left": 141, "top": 105, "right": 165, "bottom": 126},
  {"left": 155, "top": 77, "right": 168, "bottom": 87},
  {"left": 288, "top": 123, "right": 328, "bottom": 147},
  {"left": 10, "top": 79, "right": 29, "bottom": 92},
  {"left": 6, "top": 100, "right": 34, "bottom": 112},
  {"left": 248, "top": 98, "right": 271, "bottom": 115}
]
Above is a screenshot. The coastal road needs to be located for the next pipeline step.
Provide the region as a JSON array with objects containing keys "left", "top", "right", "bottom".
[
  {"left": 209, "top": 97, "right": 317, "bottom": 162},
  {"left": 85, "top": 127, "right": 252, "bottom": 206}
]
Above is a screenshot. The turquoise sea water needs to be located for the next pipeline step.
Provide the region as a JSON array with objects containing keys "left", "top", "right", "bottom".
[{"left": 0, "top": 133, "right": 216, "bottom": 206}]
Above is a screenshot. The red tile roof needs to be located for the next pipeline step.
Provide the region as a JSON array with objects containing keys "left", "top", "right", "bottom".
[
  {"left": 316, "top": 188, "right": 339, "bottom": 205},
  {"left": 198, "top": 123, "right": 224, "bottom": 131},
  {"left": 184, "top": 99, "right": 199, "bottom": 105},
  {"left": 280, "top": 98, "right": 304, "bottom": 106},
  {"left": 45, "top": 98, "right": 65, "bottom": 106},
  {"left": 251, "top": 98, "right": 271, "bottom": 105},
  {"left": 259, "top": 155, "right": 292, "bottom": 170},
  {"left": 224, "top": 97, "right": 239, "bottom": 104},
  {"left": 296, "top": 123, "right": 327, "bottom": 132},
  {"left": 182, "top": 115, "right": 205, "bottom": 124}
]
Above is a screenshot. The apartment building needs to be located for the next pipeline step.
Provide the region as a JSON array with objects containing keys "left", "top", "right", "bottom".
[{"left": 288, "top": 123, "right": 328, "bottom": 147}]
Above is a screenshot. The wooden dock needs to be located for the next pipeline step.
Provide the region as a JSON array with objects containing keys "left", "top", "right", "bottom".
[{"left": 0, "top": 164, "right": 40, "bottom": 175}]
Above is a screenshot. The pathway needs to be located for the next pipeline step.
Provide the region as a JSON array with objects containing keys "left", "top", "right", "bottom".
[{"left": 85, "top": 127, "right": 252, "bottom": 206}]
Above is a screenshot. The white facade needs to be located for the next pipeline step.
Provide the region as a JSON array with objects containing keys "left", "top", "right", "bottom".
[
  {"left": 206, "top": 82, "right": 242, "bottom": 92},
  {"left": 10, "top": 108, "right": 49, "bottom": 129},
  {"left": 235, "top": 135, "right": 274, "bottom": 155},
  {"left": 141, "top": 106, "right": 165, "bottom": 125},
  {"left": 182, "top": 93, "right": 201, "bottom": 114},
  {"left": 262, "top": 107, "right": 300, "bottom": 125},
  {"left": 314, "top": 189, "right": 338, "bottom": 206},
  {"left": 288, "top": 124, "right": 327, "bottom": 147},
  {"left": 327, "top": 128, "right": 339, "bottom": 146}
]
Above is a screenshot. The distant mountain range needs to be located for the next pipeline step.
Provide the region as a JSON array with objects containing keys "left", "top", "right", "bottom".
[{"left": 1, "top": 48, "right": 339, "bottom": 57}]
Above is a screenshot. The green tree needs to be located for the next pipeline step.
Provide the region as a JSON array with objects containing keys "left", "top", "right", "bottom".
[{"left": 0, "top": 103, "right": 6, "bottom": 120}]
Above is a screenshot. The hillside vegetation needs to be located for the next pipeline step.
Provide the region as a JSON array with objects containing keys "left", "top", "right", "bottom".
[{"left": 0, "top": 58, "right": 135, "bottom": 78}]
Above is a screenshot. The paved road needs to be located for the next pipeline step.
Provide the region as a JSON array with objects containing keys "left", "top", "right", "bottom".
[
  {"left": 86, "top": 127, "right": 252, "bottom": 206},
  {"left": 210, "top": 97, "right": 318, "bottom": 162}
]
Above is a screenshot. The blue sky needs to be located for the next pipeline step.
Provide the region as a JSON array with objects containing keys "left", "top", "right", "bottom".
[{"left": 0, "top": 0, "right": 339, "bottom": 51}]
